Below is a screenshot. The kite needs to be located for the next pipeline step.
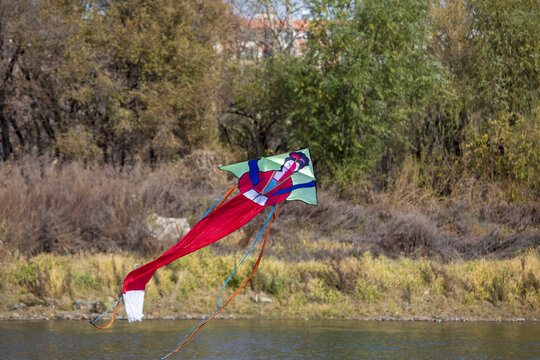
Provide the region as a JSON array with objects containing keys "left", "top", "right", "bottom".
[{"left": 89, "top": 149, "right": 317, "bottom": 358}]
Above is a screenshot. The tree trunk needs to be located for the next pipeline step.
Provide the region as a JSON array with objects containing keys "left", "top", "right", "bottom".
[{"left": 0, "top": 108, "right": 13, "bottom": 161}]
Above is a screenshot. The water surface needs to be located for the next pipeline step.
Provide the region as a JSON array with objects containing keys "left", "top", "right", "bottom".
[{"left": 0, "top": 319, "right": 538, "bottom": 359}]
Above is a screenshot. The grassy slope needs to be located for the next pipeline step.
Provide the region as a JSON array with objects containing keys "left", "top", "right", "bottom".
[{"left": 1, "top": 249, "right": 538, "bottom": 321}]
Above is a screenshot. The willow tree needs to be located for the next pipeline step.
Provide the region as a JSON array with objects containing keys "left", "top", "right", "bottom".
[
  {"left": 290, "top": 0, "right": 441, "bottom": 186},
  {"left": 427, "top": 0, "right": 540, "bottom": 197}
]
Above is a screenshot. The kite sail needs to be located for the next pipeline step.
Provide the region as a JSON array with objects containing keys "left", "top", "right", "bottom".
[{"left": 89, "top": 149, "right": 317, "bottom": 357}]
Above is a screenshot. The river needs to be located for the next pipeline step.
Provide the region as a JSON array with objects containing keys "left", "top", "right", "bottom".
[{"left": 1, "top": 319, "right": 538, "bottom": 359}]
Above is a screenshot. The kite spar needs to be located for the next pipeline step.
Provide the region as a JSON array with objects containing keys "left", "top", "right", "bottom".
[{"left": 89, "top": 149, "right": 317, "bottom": 357}]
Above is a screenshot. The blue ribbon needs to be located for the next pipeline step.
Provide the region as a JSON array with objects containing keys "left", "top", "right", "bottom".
[
  {"left": 161, "top": 205, "right": 277, "bottom": 360},
  {"left": 88, "top": 294, "right": 123, "bottom": 326}
]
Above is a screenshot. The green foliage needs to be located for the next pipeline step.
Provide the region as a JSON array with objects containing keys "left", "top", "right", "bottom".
[
  {"left": 465, "top": 0, "right": 540, "bottom": 117},
  {"left": 72, "top": 272, "right": 101, "bottom": 290},
  {"left": 222, "top": 0, "right": 539, "bottom": 200},
  {"left": 290, "top": 0, "right": 441, "bottom": 184},
  {"left": 411, "top": 0, "right": 540, "bottom": 198},
  {"left": 54, "top": 126, "right": 103, "bottom": 161},
  {"left": 464, "top": 112, "right": 540, "bottom": 200},
  {"left": 222, "top": 55, "right": 298, "bottom": 157},
  {"left": 458, "top": 0, "right": 540, "bottom": 198},
  {"left": 1, "top": 0, "right": 538, "bottom": 202},
  {"left": 261, "top": 272, "right": 290, "bottom": 295},
  {"left": 356, "top": 277, "right": 383, "bottom": 303},
  {"left": 16, "top": 264, "right": 38, "bottom": 285}
]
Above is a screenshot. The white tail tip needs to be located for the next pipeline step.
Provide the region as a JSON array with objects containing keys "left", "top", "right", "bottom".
[{"left": 124, "top": 290, "right": 145, "bottom": 322}]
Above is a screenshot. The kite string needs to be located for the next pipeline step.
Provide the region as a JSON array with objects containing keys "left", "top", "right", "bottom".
[
  {"left": 161, "top": 204, "right": 278, "bottom": 360},
  {"left": 88, "top": 185, "right": 237, "bottom": 331},
  {"left": 88, "top": 294, "right": 123, "bottom": 329},
  {"left": 217, "top": 204, "right": 276, "bottom": 307},
  {"left": 200, "top": 185, "right": 238, "bottom": 220}
]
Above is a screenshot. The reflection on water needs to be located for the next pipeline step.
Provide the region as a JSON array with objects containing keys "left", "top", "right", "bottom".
[{"left": 1, "top": 319, "right": 539, "bottom": 359}]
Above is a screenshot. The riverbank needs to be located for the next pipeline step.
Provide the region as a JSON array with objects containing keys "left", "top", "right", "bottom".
[
  {"left": 1, "top": 251, "right": 538, "bottom": 322},
  {"left": 0, "top": 156, "right": 538, "bottom": 322},
  {"left": 1, "top": 312, "right": 535, "bottom": 322}
]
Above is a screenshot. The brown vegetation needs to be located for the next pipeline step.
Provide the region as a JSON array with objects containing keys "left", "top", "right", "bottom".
[
  {"left": 0, "top": 152, "right": 232, "bottom": 256},
  {"left": 0, "top": 154, "right": 537, "bottom": 261}
]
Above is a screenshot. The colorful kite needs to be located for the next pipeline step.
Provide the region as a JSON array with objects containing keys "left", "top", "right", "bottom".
[{"left": 90, "top": 149, "right": 317, "bottom": 358}]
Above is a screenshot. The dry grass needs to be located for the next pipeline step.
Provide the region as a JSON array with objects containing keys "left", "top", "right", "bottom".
[
  {"left": 0, "top": 153, "right": 537, "bottom": 262},
  {"left": 0, "top": 152, "right": 232, "bottom": 256}
]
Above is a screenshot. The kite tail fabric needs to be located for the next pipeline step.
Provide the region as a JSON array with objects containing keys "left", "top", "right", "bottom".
[
  {"left": 122, "top": 193, "right": 265, "bottom": 322},
  {"left": 161, "top": 204, "right": 278, "bottom": 360}
]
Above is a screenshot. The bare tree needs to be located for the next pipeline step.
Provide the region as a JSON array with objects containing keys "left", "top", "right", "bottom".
[
  {"left": 228, "top": 0, "right": 309, "bottom": 61},
  {"left": 0, "top": 1, "right": 68, "bottom": 161},
  {"left": 219, "top": 1, "right": 310, "bottom": 157},
  {"left": 0, "top": 1, "right": 23, "bottom": 160}
]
